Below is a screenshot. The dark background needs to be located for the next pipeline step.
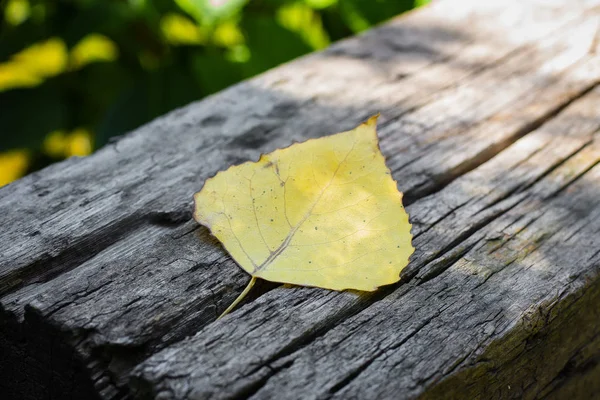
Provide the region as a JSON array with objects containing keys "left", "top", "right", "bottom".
[{"left": 0, "top": 0, "right": 428, "bottom": 185}]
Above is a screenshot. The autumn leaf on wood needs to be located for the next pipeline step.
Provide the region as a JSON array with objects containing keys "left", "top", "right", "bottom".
[{"left": 193, "top": 115, "right": 414, "bottom": 317}]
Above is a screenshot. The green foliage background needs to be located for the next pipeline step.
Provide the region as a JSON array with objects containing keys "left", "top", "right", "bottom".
[{"left": 0, "top": 0, "right": 427, "bottom": 182}]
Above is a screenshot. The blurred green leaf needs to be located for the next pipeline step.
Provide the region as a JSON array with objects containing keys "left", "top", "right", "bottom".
[
  {"left": 277, "top": 2, "right": 330, "bottom": 50},
  {"left": 339, "top": 0, "right": 414, "bottom": 32},
  {"left": 175, "top": 0, "right": 249, "bottom": 25},
  {"left": 4, "top": 0, "right": 32, "bottom": 26},
  {"left": 241, "top": 14, "right": 312, "bottom": 77},
  {"left": 414, "top": 0, "right": 431, "bottom": 7},
  {"left": 304, "top": 0, "right": 338, "bottom": 9}
]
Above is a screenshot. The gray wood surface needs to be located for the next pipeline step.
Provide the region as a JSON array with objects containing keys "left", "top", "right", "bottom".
[{"left": 1, "top": 0, "right": 600, "bottom": 399}]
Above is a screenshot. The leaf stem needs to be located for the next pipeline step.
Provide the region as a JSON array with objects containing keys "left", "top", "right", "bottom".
[{"left": 218, "top": 276, "right": 257, "bottom": 319}]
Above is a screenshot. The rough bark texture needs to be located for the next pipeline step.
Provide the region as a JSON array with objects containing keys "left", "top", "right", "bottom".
[{"left": 1, "top": 0, "right": 600, "bottom": 399}]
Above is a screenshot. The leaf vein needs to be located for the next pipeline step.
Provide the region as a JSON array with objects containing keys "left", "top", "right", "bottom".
[{"left": 255, "top": 142, "right": 357, "bottom": 273}]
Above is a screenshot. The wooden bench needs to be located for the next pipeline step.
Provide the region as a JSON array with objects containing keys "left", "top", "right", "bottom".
[{"left": 2, "top": 0, "right": 600, "bottom": 398}]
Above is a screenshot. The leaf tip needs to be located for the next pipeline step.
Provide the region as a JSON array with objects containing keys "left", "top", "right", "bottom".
[{"left": 365, "top": 113, "right": 380, "bottom": 127}]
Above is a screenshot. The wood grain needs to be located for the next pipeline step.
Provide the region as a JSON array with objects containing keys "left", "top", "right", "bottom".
[{"left": 1, "top": 0, "right": 600, "bottom": 399}]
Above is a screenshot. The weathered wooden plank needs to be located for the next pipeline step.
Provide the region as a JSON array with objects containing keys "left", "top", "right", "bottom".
[
  {"left": 2, "top": 1, "right": 600, "bottom": 399},
  {"left": 130, "top": 87, "right": 600, "bottom": 400},
  {"left": 4, "top": 0, "right": 599, "bottom": 318},
  {"left": 0, "top": 0, "right": 596, "bottom": 297},
  {"left": 327, "top": 163, "right": 600, "bottom": 400},
  {"left": 3, "top": 22, "right": 598, "bottom": 399}
]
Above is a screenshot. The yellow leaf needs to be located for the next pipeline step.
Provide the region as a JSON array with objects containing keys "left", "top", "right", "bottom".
[
  {"left": 0, "top": 150, "right": 29, "bottom": 187},
  {"left": 70, "top": 34, "right": 119, "bottom": 70},
  {"left": 43, "top": 130, "right": 68, "bottom": 158},
  {"left": 65, "top": 128, "right": 93, "bottom": 157},
  {"left": 0, "top": 37, "right": 67, "bottom": 91},
  {"left": 0, "top": 62, "right": 41, "bottom": 91},
  {"left": 213, "top": 21, "right": 244, "bottom": 48},
  {"left": 12, "top": 37, "right": 67, "bottom": 78},
  {"left": 43, "top": 128, "right": 93, "bottom": 158},
  {"left": 160, "top": 13, "right": 206, "bottom": 45},
  {"left": 194, "top": 115, "right": 414, "bottom": 317}
]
